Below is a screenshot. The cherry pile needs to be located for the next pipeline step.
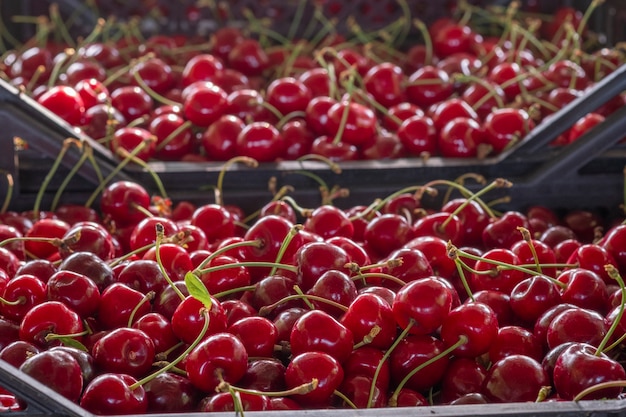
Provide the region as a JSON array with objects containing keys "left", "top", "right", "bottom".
[
  {"left": 1, "top": 175, "right": 626, "bottom": 414},
  {"left": 1, "top": 1, "right": 624, "bottom": 163}
]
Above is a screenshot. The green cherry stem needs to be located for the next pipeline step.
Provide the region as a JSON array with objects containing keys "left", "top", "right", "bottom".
[
  {"left": 596, "top": 265, "right": 625, "bottom": 355},
  {"left": 154, "top": 223, "right": 186, "bottom": 301}
]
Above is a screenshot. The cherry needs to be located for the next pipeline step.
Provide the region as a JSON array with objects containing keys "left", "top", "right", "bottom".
[
  {"left": 59, "top": 221, "right": 116, "bottom": 261},
  {"left": 153, "top": 281, "right": 189, "bottom": 320},
  {"left": 340, "top": 292, "right": 396, "bottom": 350},
  {"left": 24, "top": 218, "right": 70, "bottom": 260},
  {"left": 546, "top": 307, "right": 607, "bottom": 349},
  {"left": 236, "top": 121, "right": 285, "bottom": 162},
  {"left": 266, "top": 76, "right": 312, "bottom": 115},
  {"left": 20, "top": 299, "right": 84, "bottom": 349},
  {"left": 228, "top": 316, "right": 277, "bottom": 358},
  {"left": 482, "top": 354, "right": 549, "bottom": 403},
  {"left": 197, "top": 255, "right": 250, "bottom": 295},
  {"left": 110, "top": 85, "right": 154, "bottom": 122},
  {"left": 389, "top": 334, "right": 450, "bottom": 393},
  {"left": 364, "top": 213, "right": 413, "bottom": 259},
  {"left": 130, "top": 57, "right": 175, "bottom": 94},
  {"left": 392, "top": 277, "right": 453, "bottom": 335},
  {"left": 310, "top": 135, "right": 359, "bottom": 162},
  {"left": 281, "top": 118, "right": 316, "bottom": 159},
  {"left": 80, "top": 373, "right": 148, "bottom": 415},
  {"left": 182, "top": 81, "right": 228, "bottom": 127},
  {"left": 567, "top": 244, "right": 618, "bottom": 285},
  {"left": 200, "top": 391, "right": 270, "bottom": 412},
  {"left": 143, "top": 372, "right": 200, "bottom": 413},
  {"left": 600, "top": 224, "right": 626, "bottom": 274},
  {"left": 19, "top": 348, "right": 84, "bottom": 402},
  {"left": 285, "top": 351, "right": 344, "bottom": 407},
  {"left": 405, "top": 65, "right": 454, "bottom": 108},
  {"left": 432, "top": 23, "right": 474, "bottom": 57},
  {"left": 306, "top": 270, "right": 357, "bottom": 318},
  {"left": 132, "top": 312, "right": 179, "bottom": 355},
  {"left": 325, "top": 100, "right": 378, "bottom": 146},
  {"left": 97, "top": 283, "right": 151, "bottom": 330},
  {"left": 10, "top": 46, "right": 53, "bottom": 82},
  {"left": 0, "top": 274, "right": 47, "bottom": 322},
  {"left": 100, "top": 181, "right": 151, "bottom": 227},
  {"left": 239, "top": 358, "right": 286, "bottom": 392},
  {"left": 304, "top": 205, "right": 354, "bottom": 240},
  {"left": 483, "top": 108, "right": 534, "bottom": 154},
  {"left": 186, "top": 332, "right": 248, "bottom": 393},
  {"left": 509, "top": 275, "right": 562, "bottom": 324},
  {"left": 0, "top": 247, "right": 21, "bottom": 278},
  {"left": 149, "top": 113, "right": 193, "bottom": 160},
  {"left": 338, "top": 374, "right": 387, "bottom": 409},
  {"left": 557, "top": 268, "right": 609, "bottom": 314},
  {"left": 413, "top": 211, "right": 465, "bottom": 245},
  {"left": 482, "top": 211, "right": 529, "bottom": 249},
  {"left": 129, "top": 216, "right": 179, "bottom": 253},
  {"left": 469, "top": 248, "right": 525, "bottom": 295},
  {"left": 473, "top": 290, "right": 515, "bottom": 327},
  {"left": 404, "top": 235, "right": 457, "bottom": 279},
  {"left": 533, "top": 303, "right": 579, "bottom": 351},
  {"left": 440, "top": 302, "right": 499, "bottom": 358},
  {"left": 116, "top": 258, "right": 168, "bottom": 295},
  {"left": 227, "top": 38, "right": 270, "bottom": 76},
  {"left": 510, "top": 237, "right": 557, "bottom": 278},
  {"left": 0, "top": 340, "right": 41, "bottom": 368},
  {"left": 363, "top": 62, "right": 406, "bottom": 107},
  {"left": 568, "top": 113, "right": 605, "bottom": 144},
  {"left": 0, "top": 317, "right": 19, "bottom": 351},
  {"left": 429, "top": 98, "right": 478, "bottom": 131},
  {"left": 343, "top": 346, "right": 391, "bottom": 392},
  {"left": 37, "top": 85, "right": 85, "bottom": 126},
  {"left": 296, "top": 241, "right": 350, "bottom": 292},
  {"left": 142, "top": 245, "right": 193, "bottom": 283},
  {"left": 74, "top": 78, "right": 109, "bottom": 110},
  {"left": 440, "top": 356, "right": 487, "bottom": 404},
  {"left": 489, "top": 325, "right": 543, "bottom": 364},
  {"left": 58, "top": 251, "right": 115, "bottom": 292},
  {"left": 180, "top": 53, "right": 224, "bottom": 87},
  {"left": 305, "top": 96, "right": 335, "bottom": 135},
  {"left": 171, "top": 296, "right": 227, "bottom": 344},
  {"left": 290, "top": 309, "right": 354, "bottom": 363},
  {"left": 553, "top": 342, "right": 626, "bottom": 400},
  {"left": 92, "top": 327, "right": 155, "bottom": 378},
  {"left": 437, "top": 116, "right": 484, "bottom": 158},
  {"left": 82, "top": 103, "right": 127, "bottom": 139}
]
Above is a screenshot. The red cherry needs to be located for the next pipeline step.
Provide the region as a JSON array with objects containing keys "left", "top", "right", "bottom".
[
  {"left": 285, "top": 351, "right": 344, "bottom": 407},
  {"left": 405, "top": 65, "right": 454, "bottom": 108},
  {"left": 483, "top": 108, "right": 534, "bottom": 154},
  {"left": 432, "top": 24, "right": 474, "bottom": 57},
  {"left": 266, "top": 76, "right": 312, "bottom": 116},
  {"left": 440, "top": 302, "right": 499, "bottom": 358},
  {"left": 182, "top": 82, "right": 228, "bottom": 127},
  {"left": 363, "top": 62, "right": 406, "bottom": 107},
  {"left": 171, "top": 296, "right": 227, "bottom": 344},
  {"left": 186, "top": 332, "right": 248, "bottom": 393},
  {"left": 181, "top": 53, "right": 224, "bottom": 87},
  {"left": 341, "top": 292, "right": 396, "bottom": 350},
  {"left": 389, "top": 334, "right": 450, "bottom": 393},
  {"left": 392, "top": 277, "right": 453, "bottom": 335},
  {"left": 19, "top": 349, "right": 84, "bottom": 402},
  {"left": 110, "top": 85, "right": 154, "bottom": 122},
  {"left": 482, "top": 355, "right": 549, "bottom": 403},
  {"left": 80, "top": 373, "right": 147, "bottom": 415},
  {"left": 227, "top": 38, "right": 270, "bottom": 76},
  {"left": 236, "top": 121, "right": 285, "bottom": 162},
  {"left": 37, "top": 85, "right": 85, "bottom": 125},
  {"left": 92, "top": 327, "right": 155, "bottom": 378},
  {"left": 325, "top": 100, "right": 377, "bottom": 146},
  {"left": 397, "top": 115, "right": 437, "bottom": 156}
]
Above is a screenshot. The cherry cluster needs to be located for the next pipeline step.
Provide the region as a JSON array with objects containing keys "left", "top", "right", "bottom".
[
  {"left": 1, "top": 2, "right": 624, "bottom": 163},
  {"left": 1, "top": 176, "right": 626, "bottom": 414}
]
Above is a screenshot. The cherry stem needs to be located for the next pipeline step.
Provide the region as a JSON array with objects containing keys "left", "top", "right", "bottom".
[
  {"left": 518, "top": 226, "right": 542, "bottom": 274},
  {"left": 196, "top": 261, "right": 298, "bottom": 276},
  {"left": 334, "top": 389, "right": 358, "bottom": 409},
  {"left": 353, "top": 325, "right": 382, "bottom": 350},
  {"left": 572, "top": 380, "right": 626, "bottom": 402},
  {"left": 50, "top": 141, "right": 91, "bottom": 212},
  {"left": 345, "top": 259, "right": 403, "bottom": 274},
  {"left": 279, "top": 196, "right": 313, "bottom": 218},
  {"left": 0, "top": 295, "right": 25, "bottom": 306},
  {"left": 131, "top": 67, "right": 182, "bottom": 108},
  {"left": 215, "top": 156, "right": 259, "bottom": 207},
  {"left": 155, "top": 223, "right": 186, "bottom": 301},
  {"left": 108, "top": 241, "right": 158, "bottom": 268},
  {"left": 367, "top": 320, "right": 414, "bottom": 408},
  {"left": 389, "top": 335, "right": 468, "bottom": 407},
  {"left": 0, "top": 171, "right": 14, "bottom": 214},
  {"left": 33, "top": 138, "right": 80, "bottom": 218},
  {"left": 412, "top": 19, "right": 432, "bottom": 65},
  {"left": 213, "top": 285, "right": 256, "bottom": 300},
  {"left": 296, "top": 154, "right": 342, "bottom": 174},
  {"left": 269, "top": 224, "right": 303, "bottom": 276},
  {"left": 84, "top": 139, "right": 148, "bottom": 208},
  {"left": 441, "top": 173, "right": 486, "bottom": 206},
  {"left": 219, "top": 378, "right": 318, "bottom": 398},
  {"left": 192, "top": 239, "right": 262, "bottom": 273},
  {"left": 130, "top": 308, "right": 210, "bottom": 390},
  {"left": 332, "top": 72, "right": 356, "bottom": 145},
  {"left": 258, "top": 290, "right": 348, "bottom": 317},
  {"left": 448, "top": 243, "right": 476, "bottom": 302},
  {"left": 350, "top": 272, "right": 407, "bottom": 288},
  {"left": 127, "top": 291, "right": 155, "bottom": 327},
  {"left": 44, "top": 329, "right": 90, "bottom": 343},
  {"left": 596, "top": 265, "right": 625, "bottom": 355}
]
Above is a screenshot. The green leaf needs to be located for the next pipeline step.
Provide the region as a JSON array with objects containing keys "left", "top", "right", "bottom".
[
  {"left": 185, "top": 272, "right": 212, "bottom": 310},
  {"left": 58, "top": 337, "right": 88, "bottom": 352}
]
